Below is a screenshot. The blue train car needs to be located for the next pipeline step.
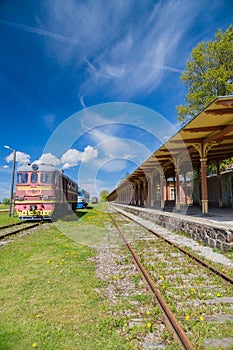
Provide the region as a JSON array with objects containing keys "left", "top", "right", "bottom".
[{"left": 77, "top": 189, "right": 89, "bottom": 209}]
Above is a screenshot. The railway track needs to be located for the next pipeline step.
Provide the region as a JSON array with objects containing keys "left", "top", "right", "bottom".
[
  {"left": 0, "top": 221, "right": 41, "bottom": 241},
  {"left": 108, "top": 205, "right": 233, "bottom": 349}
]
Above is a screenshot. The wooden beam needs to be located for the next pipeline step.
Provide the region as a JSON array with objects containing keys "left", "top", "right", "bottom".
[
  {"left": 215, "top": 99, "right": 233, "bottom": 107},
  {"left": 205, "top": 107, "right": 233, "bottom": 115},
  {"left": 183, "top": 125, "right": 225, "bottom": 133},
  {"left": 204, "top": 124, "right": 233, "bottom": 143}
]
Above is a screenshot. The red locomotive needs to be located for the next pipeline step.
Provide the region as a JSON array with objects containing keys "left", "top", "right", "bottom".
[{"left": 15, "top": 163, "right": 78, "bottom": 220}]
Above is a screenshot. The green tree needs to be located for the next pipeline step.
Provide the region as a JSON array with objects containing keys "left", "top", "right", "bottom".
[
  {"left": 177, "top": 25, "right": 233, "bottom": 125},
  {"left": 2, "top": 198, "right": 10, "bottom": 205},
  {"left": 100, "top": 189, "right": 109, "bottom": 201}
]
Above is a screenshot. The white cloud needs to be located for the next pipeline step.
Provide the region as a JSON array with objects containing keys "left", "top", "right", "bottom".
[
  {"left": 3, "top": 165, "right": 9, "bottom": 169},
  {"left": 61, "top": 146, "right": 98, "bottom": 169},
  {"left": 6, "top": 151, "right": 30, "bottom": 165},
  {"left": 81, "top": 145, "right": 98, "bottom": 163},
  {"left": 36, "top": 153, "right": 60, "bottom": 166}
]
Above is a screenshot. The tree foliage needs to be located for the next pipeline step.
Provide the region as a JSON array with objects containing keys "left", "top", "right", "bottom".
[
  {"left": 177, "top": 25, "right": 233, "bottom": 124},
  {"left": 2, "top": 198, "right": 10, "bottom": 205},
  {"left": 100, "top": 189, "right": 109, "bottom": 201}
]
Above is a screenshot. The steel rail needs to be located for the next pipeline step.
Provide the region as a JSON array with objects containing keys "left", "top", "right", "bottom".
[
  {"left": 112, "top": 205, "right": 233, "bottom": 285},
  {"left": 109, "top": 213, "right": 194, "bottom": 350},
  {"left": 0, "top": 222, "right": 24, "bottom": 230},
  {"left": 0, "top": 222, "right": 41, "bottom": 240}
]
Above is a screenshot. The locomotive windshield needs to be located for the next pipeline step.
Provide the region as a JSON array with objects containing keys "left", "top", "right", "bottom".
[
  {"left": 31, "top": 173, "right": 38, "bottom": 183},
  {"left": 40, "top": 172, "right": 55, "bottom": 184},
  {"left": 17, "top": 173, "right": 28, "bottom": 184}
]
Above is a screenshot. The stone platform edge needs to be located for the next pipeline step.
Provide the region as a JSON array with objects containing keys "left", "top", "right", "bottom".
[{"left": 112, "top": 204, "right": 233, "bottom": 252}]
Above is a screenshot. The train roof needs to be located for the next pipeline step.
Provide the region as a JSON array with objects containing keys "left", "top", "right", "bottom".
[
  {"left": 17, "top": 163, "right": 58, "bottom": 172},
  {"left": 17, "top": 163, "right": 78, "bottom": 186}
]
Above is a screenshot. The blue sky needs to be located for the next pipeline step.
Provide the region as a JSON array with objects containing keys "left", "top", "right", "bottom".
[{"left": 0, "top": 0, "right": 232, "bottom": 200}]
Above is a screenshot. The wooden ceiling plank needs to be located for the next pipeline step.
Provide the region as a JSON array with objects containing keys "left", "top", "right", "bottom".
[{"left": 204, "top": 124, "right": 233, "bottom": 143}]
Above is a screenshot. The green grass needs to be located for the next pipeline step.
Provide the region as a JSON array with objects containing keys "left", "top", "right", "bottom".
[
  {"left": 0, "top": 211, "right": 20, "bottom": 225},
  {"left": 0, "top": 224, "right": 131, "bottom": 350}
]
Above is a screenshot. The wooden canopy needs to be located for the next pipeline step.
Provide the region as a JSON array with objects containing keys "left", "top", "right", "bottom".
[
  {"left": 127, "top": 95, "right": 233, "bottom": 181},
  {"left": 108, "top": 96, "right": 233, "bottom": 214}
]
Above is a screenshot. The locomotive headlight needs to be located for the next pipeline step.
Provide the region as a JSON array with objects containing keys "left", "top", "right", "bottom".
[{"left": 30, "top": 205, "right": 37, "bottom": 211}]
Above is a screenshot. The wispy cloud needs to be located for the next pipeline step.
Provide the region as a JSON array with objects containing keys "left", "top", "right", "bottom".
[
  {"left": 2, "top": 1, "right": 197, "bottom": 98},
  {"left": 1, "top": 1, "right": 202, "bottom": 100},
  {"left": 43, "top": 114, "right": 56, "bottom": 131}
]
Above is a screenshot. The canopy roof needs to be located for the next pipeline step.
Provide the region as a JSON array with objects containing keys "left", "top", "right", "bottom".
[{"left": 117, "top": 95, "right": 233, "bottom": 187}]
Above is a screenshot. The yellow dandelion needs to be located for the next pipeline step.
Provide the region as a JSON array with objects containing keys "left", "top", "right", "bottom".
[
  {"left": 146, "top": 311, "right": 151, "bottom": 315},
  {"left": 199, "top": 316, "right": 204, "bottom": 321},
  {"left": 185, "top": 315, "right": 190, "bottom": 320},
  {"left": 147, "top": 322, "right": 152, "bottom": 328},
  {"left": 191, "top": 288, "right": 195, "bottom": 292},
  {"left": 160, "top": 276, "right": 165, "bottom": 281},
  {"left": 216, "top": 292, "right": 221, "bottom": 297},
  {"left": 32, "top": 343, "right": 37, "bottom": 348},
  {"left": 183, "top": 284, "right": 187, "bottom": 289}
]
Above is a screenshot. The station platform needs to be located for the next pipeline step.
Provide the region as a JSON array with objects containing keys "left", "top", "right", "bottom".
[
  {"left": 171, "top": 206, "right": 233, "bottom": 228},
  {"left": 112, "top": 204, "right": 233, "bottom": 252}
]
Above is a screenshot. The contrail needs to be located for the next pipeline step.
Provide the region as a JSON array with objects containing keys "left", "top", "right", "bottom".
[{"left": 0, "top": 18, "right": 76, "bottom": 44}]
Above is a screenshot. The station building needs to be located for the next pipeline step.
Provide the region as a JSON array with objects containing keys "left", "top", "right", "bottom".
[{"left": 107, "top": 96, "right": 233, "bottom": 251}]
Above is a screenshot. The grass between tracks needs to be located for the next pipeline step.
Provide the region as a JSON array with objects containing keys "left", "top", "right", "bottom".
[{"left": 0, "top": 207, "right": 130, "bottom": 350}]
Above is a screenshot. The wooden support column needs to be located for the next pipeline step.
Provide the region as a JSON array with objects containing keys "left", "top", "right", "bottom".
[
  {"left": 151, "top": 174, "right": 155, "bottom": 207},
  {"left": 184, "top": 172, "right": 188, "bottom": 205},
  {"left": 133, "top": 183, "right": 137, "bottom": 205},
  {"left": 137, "top": 180, "right": 141, "bottom": 207},
  {"left": 216, "top": 160, "right": 223, "bottom": 208},
  {"left": 174, "top": 158, "right": 182, "bottom": 212},
  {"left": 200, "top": 157, "right": 208, "bottom": 215},
  {"left": 142, "top": 177, "right": 147, "bottom": 207},
  {"left": 193, "top": 142, "right": 214, "bottom": 215},
  {"left": 160, "top": 173, "right": 165, "bottom": 210},
  {"left": 146, "top": 175, "right": 151, "bottom": 206},
  {"left": 175, "top": 168, "right": 181, "bottom": 212}
]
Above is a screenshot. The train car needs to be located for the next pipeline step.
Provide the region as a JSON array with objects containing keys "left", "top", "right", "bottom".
[
  {"left": 77, "top": 189, "right": 89, "bottom": 209},
  {"left": 91, "top": 196, "right": 98, "bottom": 204},
  {"left": 15, "top": 163, "right": 78, "bottom": 220}
]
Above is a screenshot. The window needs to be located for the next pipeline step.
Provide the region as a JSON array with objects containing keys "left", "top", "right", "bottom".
[
  {"left": 17, "top": 173, "right": 28, "bottom": 184},
  {"left": 40, "top": 172, "right": 55, "bottom": 184},
  {"left": 31, "top": 173, "right": 38, "bottom": 183},
  {"left": 170, "top": 188, "right": 175, "bottom": 200}
]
